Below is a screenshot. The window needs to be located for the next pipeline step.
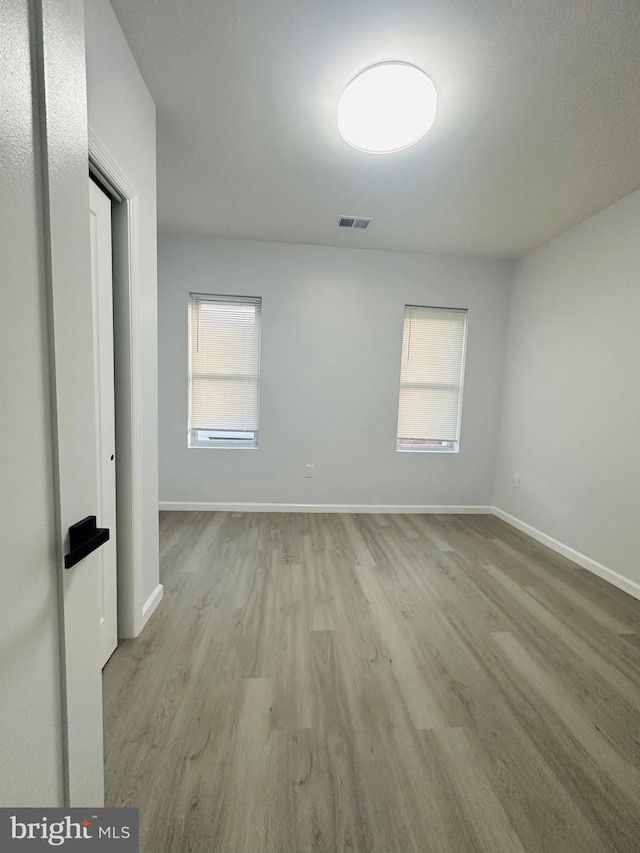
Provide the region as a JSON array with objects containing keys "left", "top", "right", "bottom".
[
  {"left": 188, "top": 294, "right": 261, "bottom": 448},
  {"left": 396, "top": 305, "right": 467, "bottom": 452}
]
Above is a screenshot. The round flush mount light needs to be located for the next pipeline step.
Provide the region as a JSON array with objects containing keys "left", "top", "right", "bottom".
[{"left": 337, "top": 62, "right": 437, "bottom": 154}]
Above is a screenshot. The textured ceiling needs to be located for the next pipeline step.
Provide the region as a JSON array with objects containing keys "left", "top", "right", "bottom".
[{"left": 110, "top": 0, "right": 640, "bottom": 258}]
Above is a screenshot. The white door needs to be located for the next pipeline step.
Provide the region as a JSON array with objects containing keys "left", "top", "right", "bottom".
[
  {"left": 37, "top": 0, "right": 105, "bottom": 805},
  {"left": 89, "top": 179, "right": 118, "bottom": 667}
]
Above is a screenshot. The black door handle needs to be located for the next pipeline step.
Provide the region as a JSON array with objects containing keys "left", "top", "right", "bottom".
[{"left": 64, "top": 515, "right": 110, "bottom": 569}]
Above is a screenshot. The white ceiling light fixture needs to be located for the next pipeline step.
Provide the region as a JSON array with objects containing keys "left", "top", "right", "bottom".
[{"left": 338, "top": 62, "right": 437, "bottom": 154}]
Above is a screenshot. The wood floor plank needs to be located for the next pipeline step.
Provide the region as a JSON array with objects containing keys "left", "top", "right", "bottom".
[
  {"left": 482, "top": 561, "right": 639, "bottom": 711},
  {"left": 216, "top": 677, "right": 273, "bottom": 850},
  {"left": 492, "top": 631, "right": 640, "bottom": 788},
  {"left": 271, "top": 602, "right": 315, "bottom": 731},
  {"left": 492, "top": 631, "right": 640, "bottom": 851},
  {"left": 352, "top": 561, "right": 449, "bottom": 730},
  {"left": 424, "top": 726, "right": 528, "bottom": 853},
  {"left": 490, "top": 537, "right": 635, "bottom": 635},
  {"left": 104, "top": 512, "right": 640, "bottom": 852}
]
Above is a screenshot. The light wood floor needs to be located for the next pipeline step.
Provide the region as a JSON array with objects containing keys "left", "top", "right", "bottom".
[{"left": 104, "top": 512, "right": 640, "bottom": 852}]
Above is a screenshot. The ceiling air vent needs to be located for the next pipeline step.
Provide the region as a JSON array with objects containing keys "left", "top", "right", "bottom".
[{"left": 338, "top": 215, "right": 372, "bottom": 230}]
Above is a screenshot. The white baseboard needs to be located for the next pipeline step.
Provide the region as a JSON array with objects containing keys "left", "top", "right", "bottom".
[
  {"left": 157, "top": 501, "right": 639, "bottom": 601},
  {"left": 491, "top": 507, "right": 640, "bottom": 601},
  {"left": 159, "top": 501, "right": 493, "bottom": 515},
  {"left": 141, "top": 583, "right": 164, "bottom": 627}
]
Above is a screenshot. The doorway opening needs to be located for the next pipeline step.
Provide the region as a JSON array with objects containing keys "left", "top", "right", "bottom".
[{"left": 89, "top": 136, "right": 145, "bottom": 643}]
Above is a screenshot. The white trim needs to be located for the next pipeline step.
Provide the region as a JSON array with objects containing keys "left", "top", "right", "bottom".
[
  {"left": 88, "top": 130, "right": 137, "bottom": 196},
  {"left": 141, "top": 583, "right": 164, "bottom": 625},
  {"left": 159, "top": 502, "right": 493, "bottom": 514},
  {"left": 88, "top": 130, "right": 146, "bottom": 638},
  {"left": 127, "top": 195, "right": 145, "bottom": 637},
  {"left": 491, "top": 507, "right": 640, "bottom": 601}
]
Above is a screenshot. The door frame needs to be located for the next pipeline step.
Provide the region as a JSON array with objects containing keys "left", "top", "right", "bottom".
[
  {"left": 88, "top": 178, "right": 118, "bottom": 666},
  {"left": 89, "top": 130, "right": 146, "bottom": 640}
]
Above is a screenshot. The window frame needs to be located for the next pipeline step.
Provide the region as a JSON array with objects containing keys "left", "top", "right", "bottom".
[
  {"left": 187, "top": 293, "right": 262, "bottom": 450},
  {"left": 395, "top": 305, "right": 468, "bottom": 454}
]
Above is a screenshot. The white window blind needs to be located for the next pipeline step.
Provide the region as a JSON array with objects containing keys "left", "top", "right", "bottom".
[
  {"left": 189, "top": 294, "right": 261, "bottom": 447},
  {"left": 396, "top": 305, "right": 467, "bottom": 451}
]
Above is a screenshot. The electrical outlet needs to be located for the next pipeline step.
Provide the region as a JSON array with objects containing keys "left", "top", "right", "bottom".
[
  {"left": 305, "top": 464, "right": 315, "bottom": 478},
  {"left": 513, "top": 473, "right": 521, "bottom": 488}
]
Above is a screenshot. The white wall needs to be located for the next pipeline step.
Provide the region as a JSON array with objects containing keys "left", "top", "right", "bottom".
[
  {"left": 159, "top": 236, "right": 510, "bottom": 508},
  {"left": 494, "top": 189, "right": 640, "bottom": 594},
  {"left": 85, "top": 0, "right": 160, "bottom": 627},
  {"left": 0, "top": 0, "right": 63, "bottom": 805}
]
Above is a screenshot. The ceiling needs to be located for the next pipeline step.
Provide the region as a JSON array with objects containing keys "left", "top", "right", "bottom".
[{"left": 110, "top": 0, "right": 640, "bottom": 259}]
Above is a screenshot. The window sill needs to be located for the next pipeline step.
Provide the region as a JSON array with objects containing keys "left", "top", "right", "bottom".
[
  {"left": 396, "top": 446, "right": 459, "bottom": 453},
  {"left": 188, "top": 442, "right": 258, "bottom": 450}
]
